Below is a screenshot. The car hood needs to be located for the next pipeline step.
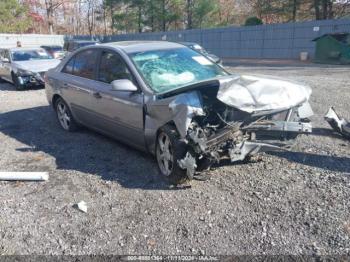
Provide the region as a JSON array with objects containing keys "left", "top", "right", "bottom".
[
  {"left": 217, "top": 75, "right": 312, "bottom": 113},
  {"left": 12, "top": 59, "right": 61, "bottom": 73}
]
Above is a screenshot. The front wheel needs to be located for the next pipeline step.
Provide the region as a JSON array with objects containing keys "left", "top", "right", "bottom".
[
  {"left": 156, "top": 125, "right": 190, "bottom": 185},
  {"left": 12, "top": 73, "right": 25, "bottom": 90}
]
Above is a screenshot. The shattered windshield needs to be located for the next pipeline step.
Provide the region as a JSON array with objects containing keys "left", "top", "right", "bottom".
[
  {"left": 11, "top": 49, "right": 53, "bottom": 61},
  {"left": 130, "top": 48, "right": 228, "bottom": 93}
]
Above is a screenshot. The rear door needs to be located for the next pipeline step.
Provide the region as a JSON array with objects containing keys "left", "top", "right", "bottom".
[
  {"left": 58, "top": 48, "right": 100, "bottom": 125},
  {"left": 89, "top": 49, "right": 145, "bottom": 149}
]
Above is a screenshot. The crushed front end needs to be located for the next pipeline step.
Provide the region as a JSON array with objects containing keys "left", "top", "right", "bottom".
[
  {"left": 168, "top": 75, "right": 314, "bottom": 178},
  {"left": 16, "top": 71, "right": 46, "bottom": 87},
  {"left": 185, "top": 103, "right": 313, "bottom": 170}
]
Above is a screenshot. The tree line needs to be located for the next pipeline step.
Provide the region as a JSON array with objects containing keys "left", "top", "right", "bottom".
[{"left": 0, "top": 0, "right": 349, "bottom": 35}]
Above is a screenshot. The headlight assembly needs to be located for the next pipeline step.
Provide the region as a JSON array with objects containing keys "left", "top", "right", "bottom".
[{"left": 17, "top": 69, "right": 34, "bottom": 76}]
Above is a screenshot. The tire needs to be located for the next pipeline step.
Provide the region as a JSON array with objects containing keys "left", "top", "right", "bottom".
[
  {"left": 12, "top": 73, "right": 25, "bottom": 91},
  {"left": 156, "top": 125, "right": 190, "bottom": 185},
  {"left": 54, "top": 97, "right": 78, "bottom": 132},
  {"left": 196, "top": 157, "right": 213, "bottom": 172}
]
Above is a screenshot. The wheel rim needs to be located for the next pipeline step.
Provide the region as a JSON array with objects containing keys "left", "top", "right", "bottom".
[
  {"left": 57, "top": 101, "right": 71, "bottom": 130},
  {"left": 156, "top": 132, "right": 174, "bottom": 176}
]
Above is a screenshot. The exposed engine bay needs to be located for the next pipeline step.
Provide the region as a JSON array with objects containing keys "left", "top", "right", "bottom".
[
  {"left": 147, "top": 75, "right": 314, "bottom": 180},
  {"left": 169, "top": 83, "right": 313, "bottom": 179}
]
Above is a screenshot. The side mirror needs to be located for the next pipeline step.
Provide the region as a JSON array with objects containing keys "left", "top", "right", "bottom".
[
  {"left": 2, "top": 58, "right": 9, "bottom": 63},
  {"left": 111, "top": 79, "right": 138, "bottom": 92}
]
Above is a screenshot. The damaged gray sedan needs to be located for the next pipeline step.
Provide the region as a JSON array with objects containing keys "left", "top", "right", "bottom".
[{"left": 45, "top": 41, "right": 313, "bottom": 184}]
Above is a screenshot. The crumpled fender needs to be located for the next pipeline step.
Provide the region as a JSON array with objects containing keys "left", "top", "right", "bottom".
[{"left": 144, "top": 91, "right": 205, "bottom": 154}]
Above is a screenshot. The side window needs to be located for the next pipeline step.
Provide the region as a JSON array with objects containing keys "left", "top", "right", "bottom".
[
  {"left": 4, "top": 50, "right": 10, "bottom": 61},
  {"left": 62, "top": 57, "right": 75, "bottom": 74},
  {"left": 72, "top": 49, "right": 98, "bottom": 79},
  {"left": 98, "top": 51, "right": 133, "bottom": 84},
  {"left": 63, "top": 42, "right": 68, "bottom": 51},
  {"left": 67, "top": 42, "right": 74, "bottom": 52}
]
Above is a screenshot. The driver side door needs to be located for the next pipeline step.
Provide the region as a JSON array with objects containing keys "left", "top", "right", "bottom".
[{"left": 89, "top": 49, "right": 146, "bottom": 150}]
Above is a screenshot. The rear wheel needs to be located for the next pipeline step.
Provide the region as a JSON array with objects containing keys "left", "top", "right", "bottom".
[
  {"left": 54, "top": 97, "right": 78, "bottom": 132},
  {"left": 156, "top": 125, "right": 190, "bottom": 185},
  {"left": 12, "top": 73, "right": 25, "bottom": 90}
]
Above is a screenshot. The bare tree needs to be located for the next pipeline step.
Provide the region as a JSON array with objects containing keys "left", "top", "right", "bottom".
[
  {"left": 186, "top": 0, "right": 193, "bottom": 29},
  {"left": 86, "top": 0, "right": 96, "bottom": 35},
  {"left": 44, "top": 0, "right": 65, "bottom": 34}
]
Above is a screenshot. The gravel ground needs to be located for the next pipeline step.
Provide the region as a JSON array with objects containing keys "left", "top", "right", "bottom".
[{"left": 0, "top": 65, "right": 349, "bottom": 256}]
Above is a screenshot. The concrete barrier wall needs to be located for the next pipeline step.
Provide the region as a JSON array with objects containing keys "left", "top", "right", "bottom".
[{"left": 0, "top": 34, "right": 64, "bottom": 48}]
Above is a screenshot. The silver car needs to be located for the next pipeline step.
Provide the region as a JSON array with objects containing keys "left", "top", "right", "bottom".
[
  {"left": 0, "top": 47, "right": 61, "bottom": 90},
  {"left": 45, "top": 41, "right": 313, "bottom": 184}
]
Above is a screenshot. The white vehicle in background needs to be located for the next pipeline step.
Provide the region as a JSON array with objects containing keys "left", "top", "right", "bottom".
[
  {"left": 0, "top": 47, "right": 61, "bottom": 90},
  {"left": 40, "top": 45, "right": 66, "bottom": 59}
]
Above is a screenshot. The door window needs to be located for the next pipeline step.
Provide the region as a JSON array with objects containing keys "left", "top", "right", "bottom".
[
  {"left": 62, "top": 57, "right": 75, "bottom": 74},
  {"left": 73, "top": 49, "right": 98, "bottom": 79},
  {"left": 98, "top": 51, "right": 133, "bottom": 84},
  {"left": 3, "top": 50, "right": 10, "bottom": 61},
  {"left": 61, "top": 49, "right": 98, "bottom": 79}
]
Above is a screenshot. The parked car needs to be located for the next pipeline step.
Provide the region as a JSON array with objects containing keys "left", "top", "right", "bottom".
[
  {"left": 0, "top": 47, "right": 61, "bottom": 90},
  {"left": 41, "top": 45, "right": 66, "bottom": 59},
  {"left": 45, "top": 41, "right": 313, "bottom": 184},
  {"left": 180, "top": 42, "right": 221, "bottom": 64},
  {"left": 63, "top": 40, "right": 99, "bottom": 54}
]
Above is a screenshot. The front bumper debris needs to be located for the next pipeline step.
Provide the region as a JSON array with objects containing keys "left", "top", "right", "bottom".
[
  {"left": 243, "top": 120, "right": 313, "bottom": 133},
  {"left": 177, "top": 117, "right": 313, "bottom": 179},
  {"left": 18, "top": 72, "right": 45, "bottom": 86},
  {"left": 325, "top": 107, "right": 350, "bottom": 139}
]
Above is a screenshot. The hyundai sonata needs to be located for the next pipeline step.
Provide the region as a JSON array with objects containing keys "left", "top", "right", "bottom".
[{"left": 45, "top": 41, "right": 313, "bottom": 184}]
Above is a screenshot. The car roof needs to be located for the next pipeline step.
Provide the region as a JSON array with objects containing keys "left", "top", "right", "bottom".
[{"left": 100, "top": 41, "right": 185, "bottom": 54}]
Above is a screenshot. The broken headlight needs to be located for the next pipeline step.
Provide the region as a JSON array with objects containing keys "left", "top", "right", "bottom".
[{"left": 17, "top": 68, "right": 34, "bottom": 76}]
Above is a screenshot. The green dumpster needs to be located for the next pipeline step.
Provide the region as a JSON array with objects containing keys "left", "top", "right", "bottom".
[{"left": 312, "top": 33, "right": 350, "bottom": 64}]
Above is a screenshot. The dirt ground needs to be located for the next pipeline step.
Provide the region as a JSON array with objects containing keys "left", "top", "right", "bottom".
[{"left": 0, "top": 64, "right": 349, "bottom": 256}]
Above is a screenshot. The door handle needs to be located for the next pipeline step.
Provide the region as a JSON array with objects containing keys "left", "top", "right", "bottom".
[{"left": 93, "top": 92, "right": 102, "bottom": 99}]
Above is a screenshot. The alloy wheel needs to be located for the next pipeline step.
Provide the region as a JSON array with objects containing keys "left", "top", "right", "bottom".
[
  {"left": 57, "top": 101, "right": 71, "bottom": 130},
  {"left": 156, "top": 132, "right": 174, "bottom": 176}
]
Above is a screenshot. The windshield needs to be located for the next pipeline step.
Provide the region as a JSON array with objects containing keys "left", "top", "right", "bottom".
[
  {"left": 130, "top": 48, "right": 228, "bottom": 93},
  {"left": 11, "top": 49, "right": 53, "bottom": 61}
]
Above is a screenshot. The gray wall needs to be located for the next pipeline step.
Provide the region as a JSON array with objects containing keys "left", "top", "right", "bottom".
[
  {"left": 4, "top": 19, "right": 348, "bottom": 60},
  {"left": 99, "top": 19, "right": 350, "bottom": 60}
]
